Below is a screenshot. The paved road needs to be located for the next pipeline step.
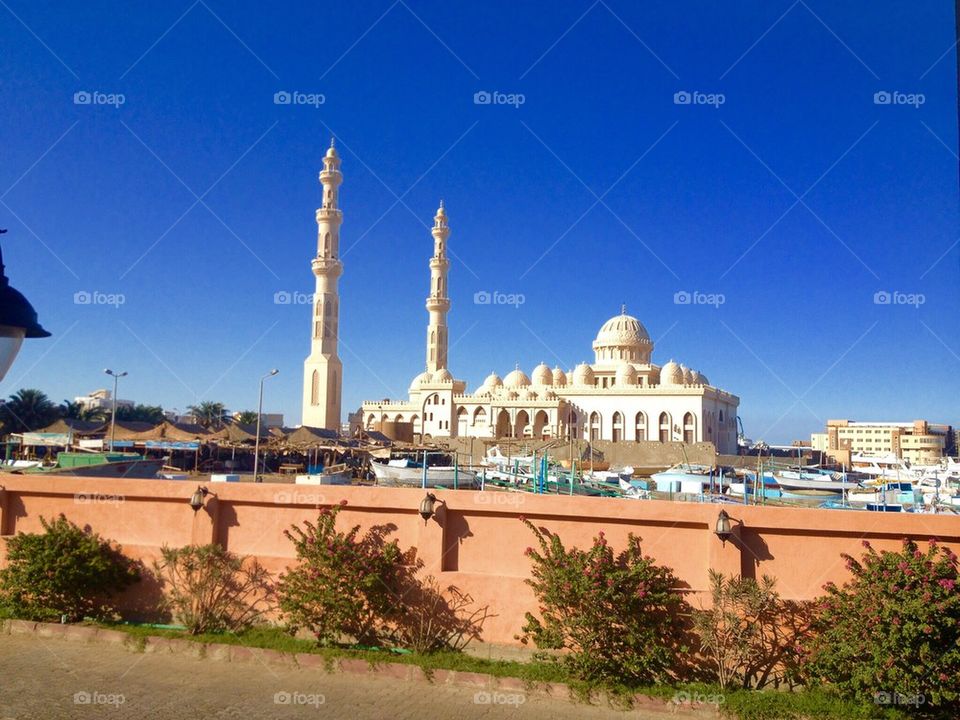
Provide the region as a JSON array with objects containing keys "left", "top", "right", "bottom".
[{"left": 0, "top": 635, "right": 670, "bottom": 719}]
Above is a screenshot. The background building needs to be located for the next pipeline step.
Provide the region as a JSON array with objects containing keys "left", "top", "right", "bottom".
[
  {"left": 812, "top": 419, "right": 956, "bottom": 464},
  {"left": 74, "top": 389, "right": 133, "bottom": 413}
]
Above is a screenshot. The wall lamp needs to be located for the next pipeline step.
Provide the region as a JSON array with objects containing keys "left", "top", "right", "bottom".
[
  {"left": 714, "top": 509, "right": 733, "bottom": 545},
  {"left": 419, "top": 492, "right": 438, "bottom": 523},
  {"left": 189, "top": 486, "right": 209, "bottom": 512}
]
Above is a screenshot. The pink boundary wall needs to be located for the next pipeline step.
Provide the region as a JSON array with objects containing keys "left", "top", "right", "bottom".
[{"left": 1, "top": 474, "right": 958, "bottom": 645}]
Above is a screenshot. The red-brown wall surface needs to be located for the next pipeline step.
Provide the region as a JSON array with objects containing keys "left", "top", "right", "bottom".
[{"left": 1, "top": 474, "right": 957, "bottom": 645}]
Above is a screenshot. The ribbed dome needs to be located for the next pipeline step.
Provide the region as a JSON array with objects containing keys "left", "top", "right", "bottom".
[
  {"left": 409, "top": 371, "right": 432, "bottom": 391},
  {"left": 531, "top": 362, "right": 552, "bottom": 386},
  {"left": 615, "top": 362, "right": 637, "bottom": 386},
  {"left": 552, "top": 367, "right": 567, "bottom": 386},
  {"left": 680, "top": 365, "right": 694, "bottom": 385},
  {"left": 483, "top": 371, "right": 502, "bottom": 387},
  {"left": 504, "top": 368, "right": 531, "bottom": 389},
  {"left": 690, "top": 370, "right": 708, "bottom": 386},
  {"left": 573, "top": 362, "right": 595, "bottom": 387},
  {"left": 592, "top": 309, "right": 653, "bottom": 363},
  {"left": 433, "top": 368, "right": 453, "bottom": 383},
  {"left": 660, "top": 361, "right": 683, "bottom": 386}
]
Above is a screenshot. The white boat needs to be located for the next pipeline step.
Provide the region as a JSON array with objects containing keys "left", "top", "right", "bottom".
[
  {"left": 846, "top": 481, "right": 921, "bottom": 506},
  {"left": 371, "top": 458, "right": 476, "bottom": 488},
  {"left": 772, "top": 469, "right": 853, "bottom": 493},
  {"left": 482, "top": 445, "right": 535, "bottom": 469},
  {"left": 296, "top": 463, "right": 353, "bottom": 485},
  {"left": 850, "top": 454, "right": 918, "bottom": 480}
]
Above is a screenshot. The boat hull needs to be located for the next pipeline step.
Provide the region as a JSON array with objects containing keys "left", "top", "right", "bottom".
[{"left": 371, "top": 461, "right": 476, "bottom": 488}]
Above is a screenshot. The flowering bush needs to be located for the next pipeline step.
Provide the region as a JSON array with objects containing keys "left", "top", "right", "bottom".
[
  {"left": 0, "top": 515, "right": 139, "bottom": 622},
  {"left": 804, "top": 539, "right": 960, "bottom": 712},
  {"left": 278, "top": 502, "right": 414, "bottom": 646},
  {"left": 518, "top": 518, "right": 688, "bottom": 685}
]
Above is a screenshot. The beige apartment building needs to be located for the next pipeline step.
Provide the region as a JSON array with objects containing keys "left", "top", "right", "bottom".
[{"left": 811, "top": 419, "right": 955, "bottom": 464}]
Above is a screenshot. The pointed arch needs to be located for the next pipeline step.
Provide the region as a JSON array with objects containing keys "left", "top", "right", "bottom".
[
  {"left": 659, "top": 412, "right": 671, "bottom": 443},
  {"left": 589, "top": 411, "right": 601, "bottom": 441},
  {"left": 310, "top": 370, "right": 320, "bottom": 405},
  {"left": 612, "top": 411, "right": 624, "bottom": 443},
  {"left": 683, "top": 412, "right": 696, "bottom": 444},
  {"left": 634, "top": 411, "right": 647, "bottom": 441}
]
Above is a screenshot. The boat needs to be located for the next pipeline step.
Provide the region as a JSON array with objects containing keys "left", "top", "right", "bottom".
[
  {"left": 651, "top": 463, "right": 716, "bottom": 493},
  {"left": 846, "top": 481, "right": 921, "bottom": 506},
  {"left": 482, "top": 445, "right": 535, "bottom": 469},
  {"left": 371, "top": 457, "right": 476, "bottom": 488},
  {"left": 771, "top": 469, "right": 855, "bottom": 494},
  {"left": 12, "top": 451, "right": 164, "bottom": 478},
  {"left": 295, "top": 463, "right": 353, "bottom": 485}
]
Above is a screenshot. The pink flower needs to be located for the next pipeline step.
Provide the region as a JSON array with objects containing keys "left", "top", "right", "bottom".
[
  {"left": 518, "top": 515, "right": 527, "bottom": 523},
  {"left": 861, "top": 540, "right": 872, "bottom": 549},
  {"left": 939, "top": 579, "right": 955, "bottom": 591}
]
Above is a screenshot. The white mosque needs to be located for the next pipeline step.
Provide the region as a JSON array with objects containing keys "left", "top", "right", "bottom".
[{"left": 301, "top": 141, "right": 740, "bottom": 452}]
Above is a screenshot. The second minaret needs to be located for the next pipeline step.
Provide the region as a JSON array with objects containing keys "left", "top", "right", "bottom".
[{"left": 425, "top": 201, "right": 450, "bottom": 372}]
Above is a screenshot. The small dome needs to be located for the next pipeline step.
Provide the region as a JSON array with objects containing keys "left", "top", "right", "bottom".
[
  {"left": 615, "top": 362, "right": 637, "bottom": 386},
  {"left": 660, "top": 361, "right": 683, "bottom": 386},
  {"left": 434, "top": 368, "right": 453, "bottom": 383},
  {"left": 552, "top": 367, "right": 567, "bottom": 386},
  {"left": 573, "top": 362, "right": 595, "bottom": 387},
  {"left": 521, "top": 388, "right": 536, "bottom": 401},
  {"left": 504, "top": 367, "right": 531, "bottom": 389},
  {"left": 680, "top": 365, "right": 694, "bottom": 385},
  {"left": 532, "top": 362, "right": 552, "bottom": 386},
  {"left": 483, "top": 371, "right": 502, "bottom": 387},
  {"left": 409, "top": 371, "right": 432, "bottom": 391},
  {"left": 690, "top": 370, "right": 707, "bottom": 386},
  {"left": 325, "top": 139, "right": 338, "bottom": 158}
]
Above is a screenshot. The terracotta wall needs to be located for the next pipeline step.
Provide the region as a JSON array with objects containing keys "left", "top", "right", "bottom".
[{"left": 0, "top": 474, "right": 957, "bottom": 645}]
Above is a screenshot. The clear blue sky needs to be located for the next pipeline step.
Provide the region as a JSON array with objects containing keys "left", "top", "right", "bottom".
[{"left": 1, "top": 1, "right": 957, "bottom": 443}]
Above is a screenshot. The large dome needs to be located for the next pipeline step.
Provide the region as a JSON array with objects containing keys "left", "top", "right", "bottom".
[
  {"left": 531, "top": 362, "right": 552, "bottom": 386},
  {"left": 504, "top": 367, "right": 531, "bottom": 389},
  {"left": 592, "top": 308, "right": 653, "bottom": 363},
  {"left": 660, "top": 360, "right": 683, "bottom": 386}
]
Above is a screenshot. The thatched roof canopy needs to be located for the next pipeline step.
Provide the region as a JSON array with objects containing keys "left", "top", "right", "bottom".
[{"left": 39, "top": 419, "right": 107, "bottom": 436}]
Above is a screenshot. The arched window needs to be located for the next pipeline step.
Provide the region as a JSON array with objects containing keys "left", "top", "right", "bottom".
[
  {"left": 589, "top": 411, "right": 601, "bottom": 441},
  {"left": 635, "top": 412, "right": 647, "bottom": 441},
  {"left": 310, "top": 370, "right": 319, "bottom": 405},
  {"left": 683, "top": 412, "right": 696, "bottom": 444},
  {"left": 457, "top": 407, "right": 468, "bottom": 436},
  {"left": 612, "top": 412, "right": 623, "bottom": 443},
  {"left": 473, "top": 406, "right": 486, "bottom": 426},
  {"left": 366, "top": 413, "right": 376, "bottom": 429},
  {"left": 659, "top": 412, "right": 671, "bottom": 443}
]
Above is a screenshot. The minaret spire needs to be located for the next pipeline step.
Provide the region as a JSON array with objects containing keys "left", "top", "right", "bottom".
[
  {"left": 301, "top": 140, "right": 344, "bottom": 430},
  {"left": 425, "top": 200, "right": 450, "bottom": 373}
]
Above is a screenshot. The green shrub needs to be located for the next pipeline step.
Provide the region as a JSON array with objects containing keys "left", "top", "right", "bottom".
[
  {"left": 392, "top": 575, "right": 490, "bottom": 654},
  {"left": 153, "top": 544, "right": 274, "bottom": 635},
  {"left": 278, "top": 502, "right": 414, "bottom": 646},
  {"left": 0, "top": 515, "right": 139, "bottom": 621},
  {"left": 519, "top": 518, "right": 688, "bottom": 685},
  {"left": 692, "top": 571, "right": 812, "bottom": 690},
  {"left": 804, "top": 538, "right": 960, "bottom": 715}
]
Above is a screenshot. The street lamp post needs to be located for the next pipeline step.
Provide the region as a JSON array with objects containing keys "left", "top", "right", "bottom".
[
  {"left": 0, "top": 233, "right": 50, "bottom": 381},
  {"left": 104, "top": 369, "right": 127, "bottom": 452},
  {"left": 253, "top": 369, "right": 279, "bottom": 482}
]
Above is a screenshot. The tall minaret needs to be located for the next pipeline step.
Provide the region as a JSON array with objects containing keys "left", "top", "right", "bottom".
[
  {"left": 302, "top": 139, "right": 344, "bottom": 430},
  {"left": 425, "top": 201, "right": 450, "bottom": 372}
]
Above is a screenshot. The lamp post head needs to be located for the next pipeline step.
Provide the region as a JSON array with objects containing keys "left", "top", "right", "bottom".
[{"left": 0, "top": 235, "right": 50, "bottom": 382}]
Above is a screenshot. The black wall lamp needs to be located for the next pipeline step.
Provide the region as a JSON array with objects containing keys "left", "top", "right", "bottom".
[
  {"left": 419, "top": 492, "right": 438, "bottom": 523},
  {"left": 715, "top": 509, "right": 733, "bottom": 545},
  {"left": 189, "top": 486, "right": 209, "bottom": 512}
]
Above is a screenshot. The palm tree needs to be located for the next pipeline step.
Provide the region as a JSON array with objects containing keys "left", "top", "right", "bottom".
[
  {"left": 59, "top": 400, "right": 107, "bottom": 423},
  {"left": 234, "top": 410, "right": 259, "bottom": 425},
  {"left": 187, "top": 401, "right": 229, "bottom": 429},
  {"left": 115, "top": 404, "right": 165, "bottom": 423},
  {"left": 2, "top": 389, "right": 59, "bottom": 434}
]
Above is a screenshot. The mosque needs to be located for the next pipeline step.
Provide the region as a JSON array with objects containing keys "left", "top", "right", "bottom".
[{"left": 301, "top": 141, "right": 740, "bottom": 453}]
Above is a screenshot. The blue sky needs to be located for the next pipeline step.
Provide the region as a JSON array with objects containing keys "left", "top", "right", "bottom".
[{"left": 1, "top": 1, "right": 957, "bottom": 443}]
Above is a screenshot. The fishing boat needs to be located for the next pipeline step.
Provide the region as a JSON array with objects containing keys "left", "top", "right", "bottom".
[
  {"left": 371, "top": 457, "right": 476, "bottom": 488},
  {"left": 295, "top": 463, "right": 353, "bottom": 485},
  {"left": 482, "top": 445, "right": 535, "bottom": 469},
  {"left": 846, "top": 481, "right": 921, "bottom": 506},
  {"left": 12, "top": 451, "right": 164, "bottom": 478},
  {"left": 771, "top": 468, "right": 854, "bottom": 494}
]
